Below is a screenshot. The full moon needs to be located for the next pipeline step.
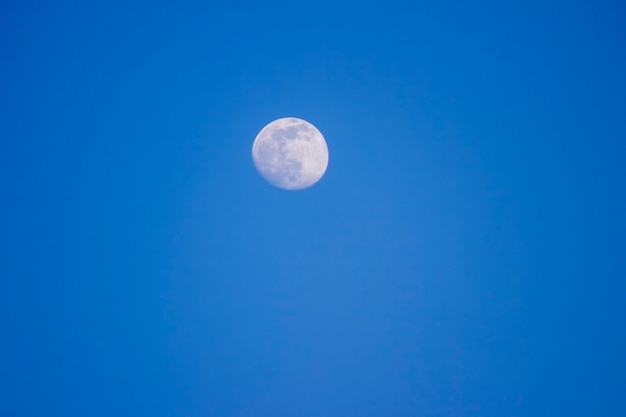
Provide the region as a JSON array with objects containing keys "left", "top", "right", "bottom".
[{"left": 252, "top": 117, "right": 329, "bottom": 190}]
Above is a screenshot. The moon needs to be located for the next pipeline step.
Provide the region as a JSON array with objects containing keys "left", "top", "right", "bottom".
[{"left": 252, "top": 117, "right": 329, "bottom": 190}]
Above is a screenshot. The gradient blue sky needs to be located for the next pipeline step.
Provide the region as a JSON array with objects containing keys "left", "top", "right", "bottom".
[{"left": 1, "top": 1, "right": 625, "bottom": 416}]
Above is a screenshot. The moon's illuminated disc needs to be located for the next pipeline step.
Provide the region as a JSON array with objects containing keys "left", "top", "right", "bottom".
[{"left": 252, "top": 117, "right": 329, "bottom": 190}]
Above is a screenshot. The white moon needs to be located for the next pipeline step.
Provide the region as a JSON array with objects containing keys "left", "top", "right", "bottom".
[{"left": 252, "top": 117, "right": 329, "bottom": 190}]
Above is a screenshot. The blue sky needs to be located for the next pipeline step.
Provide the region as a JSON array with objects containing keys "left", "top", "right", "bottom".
[{"left": 1, "top": 1, "right": 625, "bottom": 416}]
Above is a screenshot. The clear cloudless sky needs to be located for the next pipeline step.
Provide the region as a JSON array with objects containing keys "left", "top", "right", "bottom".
[{"left": 1, "top": 1, "right": 625, "bottom": 416}]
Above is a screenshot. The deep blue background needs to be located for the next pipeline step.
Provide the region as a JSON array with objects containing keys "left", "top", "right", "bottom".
[{"left": 1, "top": 1, "right": 625, "bottom": 416}]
